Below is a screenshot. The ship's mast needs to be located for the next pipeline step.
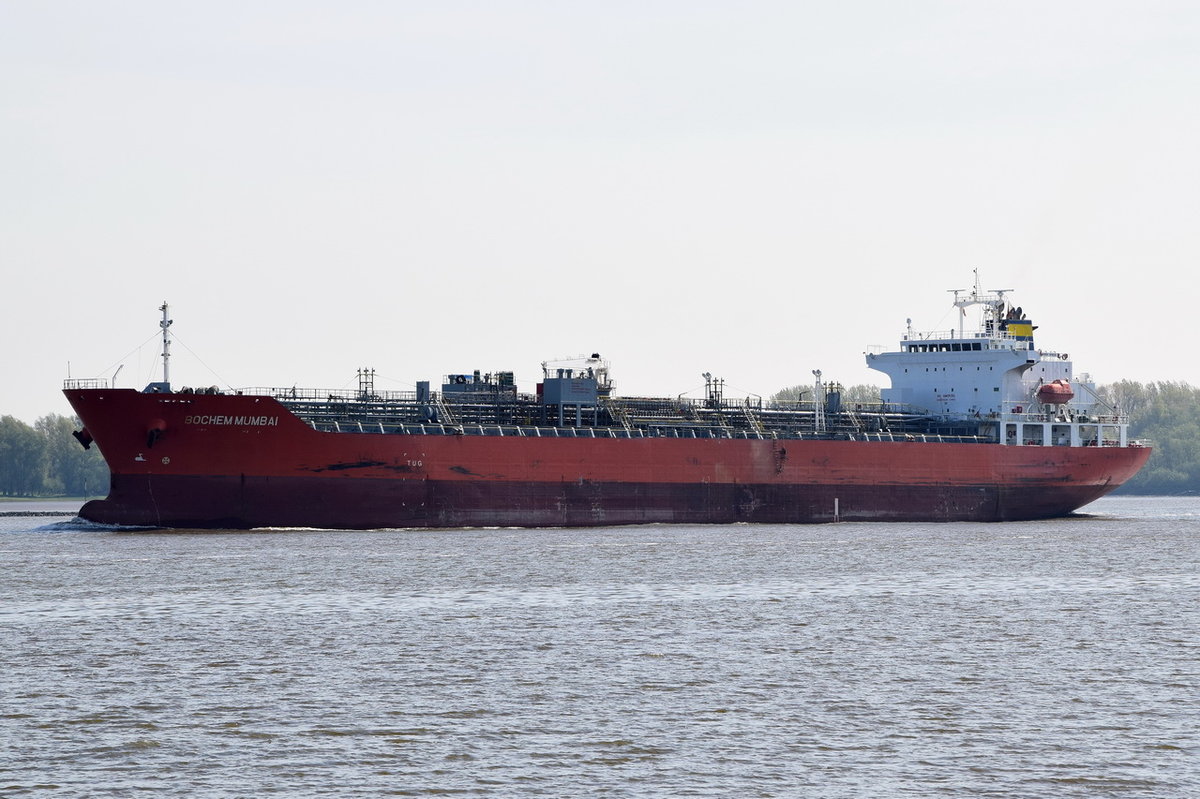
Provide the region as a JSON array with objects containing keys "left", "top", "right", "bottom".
[
  {"left": 159, "top": 301, "right": 173, "bottom": 387},
  {"left": 951, "top": 270, "right": 1011, "bottom": 338}
]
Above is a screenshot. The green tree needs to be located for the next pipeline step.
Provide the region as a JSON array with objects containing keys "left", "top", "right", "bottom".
[
  {"left": 36, "top": 414, "right": 109, "bottom": 497},
  {"left": 0, "top": 415, "right": 47, "bottom": 496},
  {"left": 1104, "top": 381, "right": 1200, "bottom": 495},
  {"left": 771, "top": 383, "right": 880, "bottom": 404}
]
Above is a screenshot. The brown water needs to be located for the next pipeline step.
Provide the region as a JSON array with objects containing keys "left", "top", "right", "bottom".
[{"left": 3, "top": 496, "right": 1198, "bottom": 797}]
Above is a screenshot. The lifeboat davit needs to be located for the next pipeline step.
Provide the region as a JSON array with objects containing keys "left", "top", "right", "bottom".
[{"left": 1036, "top": 379, "right": 1074, "bottom": 406}]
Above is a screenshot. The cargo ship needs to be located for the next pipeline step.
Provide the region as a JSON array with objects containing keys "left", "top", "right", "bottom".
[{"left": 64, "top": 282, "right": 1150, "bottom": 528}]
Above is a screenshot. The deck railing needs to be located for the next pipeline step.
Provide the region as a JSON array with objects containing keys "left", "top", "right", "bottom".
[{"left": 237, "top": 386, "right": 421, "bottom": 403}]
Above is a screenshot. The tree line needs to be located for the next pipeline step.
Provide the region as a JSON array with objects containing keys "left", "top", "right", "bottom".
[
  {"left": 0, "top": 414, "right": 109, "bottom": 498},
  {"left": 1100, "top": 381, "right": 1200, "bottom": 495},
  {"left": 1, "top": 381, "right": 1198, "bottom": 496}
]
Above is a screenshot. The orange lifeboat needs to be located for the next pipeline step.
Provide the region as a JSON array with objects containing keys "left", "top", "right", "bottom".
[{"left": 1036, "top": 379, "right": 1074, "bottom": 405}]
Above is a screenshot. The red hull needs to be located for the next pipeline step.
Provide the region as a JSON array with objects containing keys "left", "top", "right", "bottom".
[{"left": 65, "top": 389, "right": 1152, "bottom": 529}]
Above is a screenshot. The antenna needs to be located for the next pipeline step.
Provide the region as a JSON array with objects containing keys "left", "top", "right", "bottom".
[{"left": 159, "top": 302, "right": 173, "bottom": 387}]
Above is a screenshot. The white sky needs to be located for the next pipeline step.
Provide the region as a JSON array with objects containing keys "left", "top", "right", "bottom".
[{"left": 3, "top": 1, "right": 1199, "bottom": 423}]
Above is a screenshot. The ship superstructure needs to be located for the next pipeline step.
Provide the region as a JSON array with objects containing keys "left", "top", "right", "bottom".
[{"left": 867, "top": 282, "right": 1128, "bottom": 449}]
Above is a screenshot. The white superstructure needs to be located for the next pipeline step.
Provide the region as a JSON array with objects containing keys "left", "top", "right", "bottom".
[{"left": 866, "top": 281, "right": 1130, "bottom": 448}]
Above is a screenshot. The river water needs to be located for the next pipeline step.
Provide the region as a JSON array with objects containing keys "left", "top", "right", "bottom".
[{"left": 2, "top": 496, "right": 1197, "bottom": 797}]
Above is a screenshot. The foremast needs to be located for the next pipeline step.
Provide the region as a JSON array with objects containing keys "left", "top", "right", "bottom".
[{"left": 142, "top": 302, "right": 174, "bottom": 394}]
